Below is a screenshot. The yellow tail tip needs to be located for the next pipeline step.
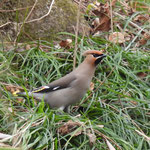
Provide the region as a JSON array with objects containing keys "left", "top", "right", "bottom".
[{"left": 13, "top": 90, "right": 20, "bottom": 96}]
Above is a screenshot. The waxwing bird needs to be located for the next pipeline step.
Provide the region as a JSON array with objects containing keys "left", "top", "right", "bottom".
[{"left": 13, "top": 50, "right": 106, "bottom": 111}]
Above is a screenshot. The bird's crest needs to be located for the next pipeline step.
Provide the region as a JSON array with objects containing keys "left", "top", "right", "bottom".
[{"left": 83, "top": 50, "right": 103, "bottom": 56}]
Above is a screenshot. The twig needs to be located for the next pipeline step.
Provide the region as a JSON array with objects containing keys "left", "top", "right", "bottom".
[
  {"left": 14, "top": 0, "right": 38, "bottom": 45},
  {"left": 20, "top": 0, "right": 55, "bottom": 24},
  {"left": 0, "top": 0, "right": 55, "bottom": 30},
  {"left": 0, "top": 22, "right": 11, "bottom": 29},
  {"left": 135, "top": 129, "right": 150, "bottom": 142},
  {"left": 73, "top": 0, "right": 82, "bottom": 69}
]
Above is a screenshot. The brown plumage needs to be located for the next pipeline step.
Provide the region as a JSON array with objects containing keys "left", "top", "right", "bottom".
[{"left": 13, "top": 50, "right": 106, "bottom": 111}]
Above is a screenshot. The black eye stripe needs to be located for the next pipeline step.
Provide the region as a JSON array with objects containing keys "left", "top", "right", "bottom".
[{"left": 92, "top": 53, "right": 103, "bottom": 57}]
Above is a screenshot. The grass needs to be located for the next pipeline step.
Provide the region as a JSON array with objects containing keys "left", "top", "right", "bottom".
[{"left": 0, "top": 0, "right": 150, "bottom": 149}]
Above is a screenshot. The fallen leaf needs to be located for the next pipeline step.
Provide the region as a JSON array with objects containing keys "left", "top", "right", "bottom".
[
  {"left": 16, "top": 98, "right": 24, "bottom": 103},
  {"left": 124, "top": 32, "right": 132, "bottom": 41},
  {"left": 108, "top": 32, "right": 125, "bottom": 43},
  {"left": 92, "top": 2, "right": 111, "bottom": 32},
  {"left": 58, "top": 120, "right": 81, "bottom": 136},
  {"left": 137, "top": 72, "right": 147, "bottom": 78},
  {"left": 130, "top": 101, "right": 138, "bottom": 105},
  {"left": 6, "top": 86, "right": 17, "bottom": 93},
  {"left": 86, "top": 131, "right": 96, "bottom": 146},
  {"left": 5, "top": 84, "right": 23, "bottom": 94},
  {"left": 146, "top": 112, "right": 150, "bottom": 115},
  {"left": 105, "top": 139, "right": 116, "bottom": 150},
  {"left": 59, "top": 39, "right": 72, "bottom": 49},
  {"left": 25, "top": 44, "right": 31, "bottom": 50},
  {"left": 134, "top": 14, "right": 149, "bottom": 23},
  {"left": 139, "top": 33, "right": 150, "bottom": 46},
  {"left": 4, "top": 84, "right": 25, "bottom": 103},
  {"left": 111, "top": 0, "right": 117, "bottom": 7}
]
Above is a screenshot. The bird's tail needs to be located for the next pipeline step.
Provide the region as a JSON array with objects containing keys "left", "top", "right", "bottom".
[{"left": 13, "top": 90, "right": 26, "bottom": 97}]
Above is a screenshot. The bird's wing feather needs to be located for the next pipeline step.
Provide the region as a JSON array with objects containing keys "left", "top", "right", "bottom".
[{"left": 32, "top": 73, "right": 76, "bottom": 94}]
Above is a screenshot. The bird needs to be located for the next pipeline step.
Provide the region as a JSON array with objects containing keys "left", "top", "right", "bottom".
[{"left": 13, "top": 50, "right": 106, "bottom": 111}]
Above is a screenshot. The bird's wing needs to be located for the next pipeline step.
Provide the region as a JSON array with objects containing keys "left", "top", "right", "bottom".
[{"left": 32, "top": 73, "right": 76, "bottom": 94}]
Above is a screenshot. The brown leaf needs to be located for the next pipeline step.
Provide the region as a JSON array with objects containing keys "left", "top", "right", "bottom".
[
  {"left": 130, "top": 101, "right": 138, "bottom": 105},
  {"left": 92, "top": 2, "right": 111, "bottom": 32},
  {"left": 16, "top": 98, "right": 24, "bottom": 103},
  {"left": 146, "top": 112, "right": 150, "bottom": 115},
  {"left": 137, "top": 72, "right": 147, "bottom": 78},
  {"left": 108, "top": 32, "right": 125, "bottom": 43},
  {"left": 59, "top": 39, "right": 72, "bottom": 49},
  {"left": 85, "top": 129, "right": 96, "bottom": 146},
  {"left": 87, "top": 132, "right": 96, "bottom": 146},
  {"left": 25, "top": 44, "right": 31, "bottom": 50},
  {"left": 139, "top": 33, "right": 150, "bottom": 46},
  {"left": 5, "top": 85, "right": 22, "bottom": 94},
  {"left": 111, "top": 0, "right": 117, "bottom": 7},
  {"left": 124, "top": 33, "right": 131, "bottom": 41},
  {"left": 134, "top": 14, "right": 150, "bottom": 23},
  {"left": 58, "top": 120, "right": 81, "bottom": 136},
  {"left": 74, "top": 129, "right": 82, "bottom": 137}
]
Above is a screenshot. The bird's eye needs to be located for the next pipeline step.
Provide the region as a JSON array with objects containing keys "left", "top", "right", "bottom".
[{"left": 92, "top": 53, "right": 103, "bottom": 58}]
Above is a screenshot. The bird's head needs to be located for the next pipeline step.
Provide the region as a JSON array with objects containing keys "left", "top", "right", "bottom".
[{"left": 83, "top": 50, "right": 106, "bottom": 66}]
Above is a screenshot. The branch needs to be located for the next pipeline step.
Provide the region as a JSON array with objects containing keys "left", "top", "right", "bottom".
[{"left": 21, "top": 0, "right": 55, "bottom": 24}]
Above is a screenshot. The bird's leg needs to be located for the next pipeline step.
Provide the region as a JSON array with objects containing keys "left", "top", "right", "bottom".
[
  {"left": 56, "top": 106, "right": 65, "bottom": 115},
  {"left": 64, "top": 106, "right": 70, "bottom": 113},
  {"left": 59, "top": 106, "right": 65, "bottom": 111}
]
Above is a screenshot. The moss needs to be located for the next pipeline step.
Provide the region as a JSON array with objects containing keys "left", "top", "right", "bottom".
[{"left": 0, "top": 0, "right": 87, "bottom": 42}]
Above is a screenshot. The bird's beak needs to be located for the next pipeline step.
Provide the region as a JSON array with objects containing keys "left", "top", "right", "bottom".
[
  {"left": 95, "top": 54, "right": 106, "bottom": 65},
  {"left": 99, "top": 54, "right": 106, "bottom": 59}
]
